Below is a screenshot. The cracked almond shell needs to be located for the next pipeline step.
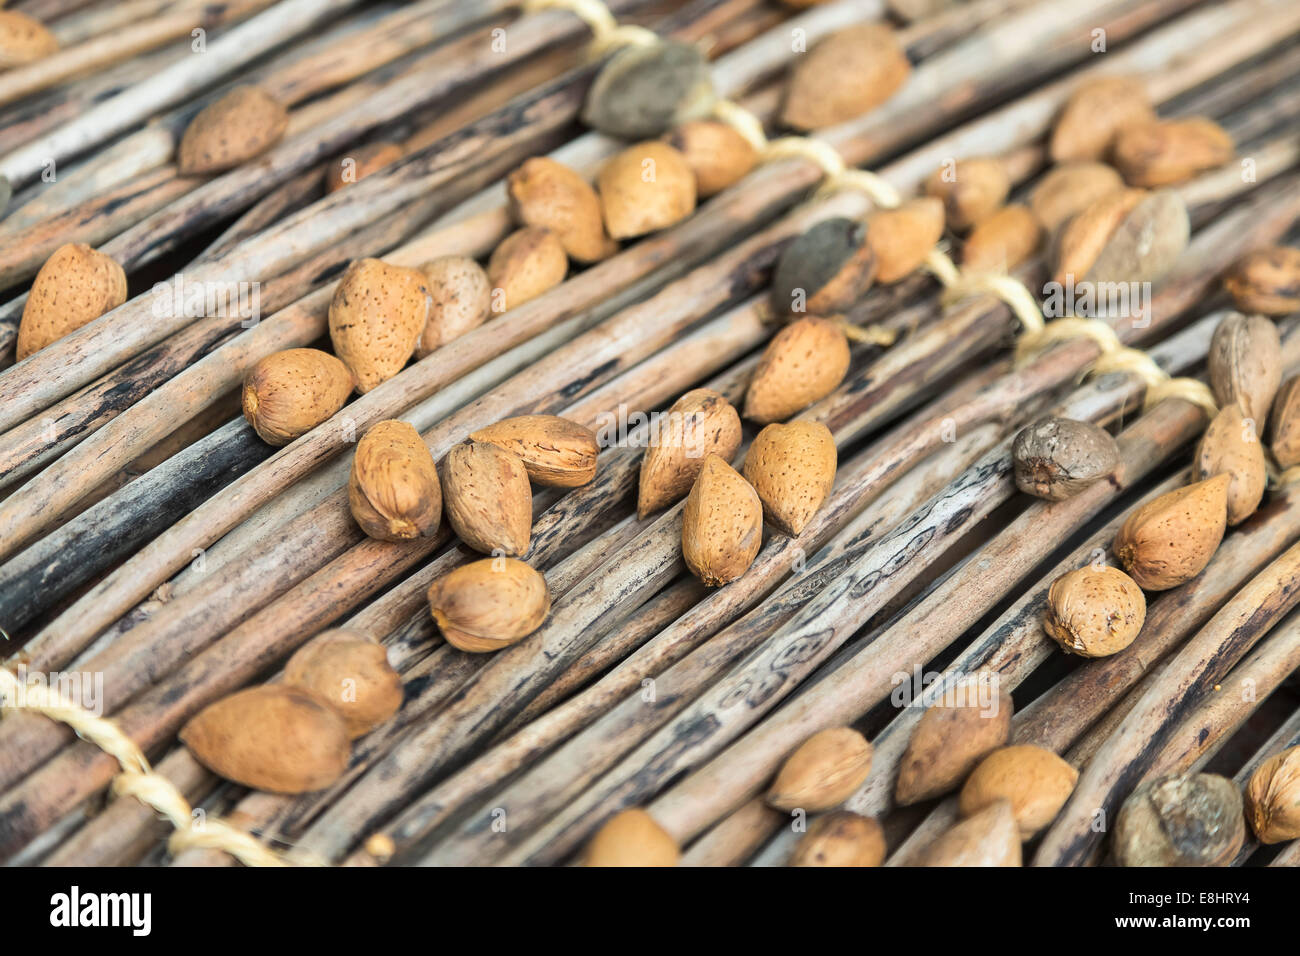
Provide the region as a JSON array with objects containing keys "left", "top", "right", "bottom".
[
  {"left": 743, "top": 317, "right": 851, "bottom": 424},
  {"left": 284, "top": 631, "right": 402, "bottom": 739},
  {"left": 442, "top": 440, "right": 533, "bottom": 556},
  {"left": 180, "top": 685, "right": 350, "bottom": 794},
  {"left": 426, "top": 556, "right": 550, "bottom": 653},
  {"left": 178, "top": 85, "right": 288, "bottom": 175},
  {"left": 242, "top": 347, "right": 353, "bottom": 447},
  {"left": 1113, "top": 473, "right": 1231, "bottom": 590},
  {"left": 470, "top": 414, "right": 599, "bottom": 488},
  {"left": 767, "top": 727, "right": 873, "bottom": 812},
  {"left": 681, "top": 454, "right": 763, "bottom": 586},
  {"left": 1044, "top": 565, "right": 1146, "bottom": 658},
  {"left": 791, "top": 811, "right": 885, "bottom": 867},
  {"left": 348, "top": 420, "right": 442, "bottom": 542},
  {"left": 781, "top": 23, "right": 910, "bottom": 131},
  {"left": 17, "top": 243, "right": 127, "bottom": 360},
  {"left": 1193, "top": 404, "right": 1266, "bottom": 526},
  {"left": 328, "top": 257, "right": 431, "bottom": 393},
  {"left": 507, "top": 157, "right": 617, "bottom": 263},
  {"left": 743, "top": 420, "right": 836, "bottom": 536},
  {"left": 637, "top": 388, "right": 742, "bottom": 518}
]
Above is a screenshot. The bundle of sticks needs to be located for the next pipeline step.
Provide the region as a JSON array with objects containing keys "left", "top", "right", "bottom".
[{"left": 0, "top": 0, "right": 1298, "bottom": 869}]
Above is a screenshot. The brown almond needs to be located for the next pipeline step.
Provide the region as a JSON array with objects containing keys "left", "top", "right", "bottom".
[
  {"left": 597, "top": 142, "right": 697, "bottom": 239},
  {"left": 1012, "top": 416, "right": 1119, "bottom": 501},
  {"left": 1207, "top": 312, "right": 1282, "bottom": 428},
  {"left": 1114, "top": 772, "right": 1245, "bottom": 865},
  {"left": 1113, "top": 473, "right": 1231, "bottom": 590},
  {"left": 470, "top": 414, "right": 599, "bottom": 488},
  {"left": 962, "top": 204, "right": 1042, "bottom": 273},
  {"left": 242, "top": 348, "right": 353, "bottom": 446},
  {"left": 1044, "top": 565, "right": 1146, "bottom": 658},
  {"left": 743, "top": 317, "right": 851, "bottom": 423},
  {"left": 770, "top": 217, "right": 876, "bottom": 315},
  {"left": 1049, "top": 76, "right": 1155, "bottom": 163},
  {"left": 866, "top": 197, "right": 946, "bottom": 282},
  {"left": 178, "top": 85, "right": 288, "bottom": 175},
  {"left": 426, "top": 556, "right": 550, "bottom": 653},
  {"left": 507, "top": 157, "right": 617, "bottom": 263},
  {"left": 1029, "top": 161, "right": 1125, "bottom": 234},
  {"left": 583, "top": 809, "right": 679, "bottom": 866},
  {"left": 637, "top": 388, "right": 742, "bottom": 518},
  {"left": 581, "top": 40, "right": 715, "bottom": 140},
  {"left": 284, "top": 632, "right": 402, "bottom": 739},
  {"left": 1244, "top": 745, "right": 1300, "bottom": 844},
  {"left": 1271, "top": 376, "right": 1300, "bottom": 469},
  {"left": 742, "top": 421, "right": 836, "bottom": 536},
  {"left": 1224, "top": 246, "right": 1300, "bottom": 316},
  {"left": 1082, "top": 188, "right": 1189, "bottom": 286},
  {"left": 781, "top": 23, "right": 910, "bottom": 131},
  {"left": 664, "top": 119, "right": 758, "bottom": 197},
  {"left": 326, "top": 141, "right": 404, "bottom": 192},
  {"left": 895, "top": 682, "right": 1013, "bottom": 805},
  {"left": 0, "top": 11, "right": 57, "bottom": 68},
  {"left": 442, "top": 440, "right": 533, "bottom": 556},
  {"left": 1051, "top": 187, "right": 1147, "bottom": 285},
  {"left": 415, "top": 256, "right": 492, "bottom": 358},
  {"left": 912, "top": 799, "right": 1021, "bottom": 867},
  {"left": 958, "top": 745, "right": 1078, "bottom": 840},
  {"left": 348, "top": 420, "right": 442, "bottom": 541},
  {"left": 180, "top": 686, "right": 350, "bottom": 794},
  {"left": 681, "top": 454, "right": 763, "bottom": 586},
  {"left": 328, "top": 258, "right": 431, "bottom": 393},
  {"left": 16, "top": 243, "right": 128, "bottom": 360},
  {"left": 1113, "top": 117, "right": 1233, "bottom": 187},
  {"left": 791, "top": 811, "right": 885, "bottom": 867},
  {"left": 923, "top": 157, "right": 1009, "bottom": 231},
  {"left": 1193, "top": 404, "right": 1266, "bottom": 526},
  {"left": 487, "top": 227, "right": 567, "bottom": 312},
  {"left": 768, "top": 727, "right": 873, "bottom": 812}
]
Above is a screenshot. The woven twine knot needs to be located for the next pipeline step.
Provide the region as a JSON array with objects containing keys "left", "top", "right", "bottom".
[
  {"left": 522, "top": 0, "right": 658, "bottom": 56},
  {"left": 0, "top": 667, "right": 307, "bottom": 867}
]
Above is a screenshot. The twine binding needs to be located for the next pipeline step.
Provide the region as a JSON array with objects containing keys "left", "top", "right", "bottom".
[
  {"left": 521, "top": 0, "right": 658, "bottom": 56},
  {"left": 0, "top": 668, "right": 313, "bottom": 866}
]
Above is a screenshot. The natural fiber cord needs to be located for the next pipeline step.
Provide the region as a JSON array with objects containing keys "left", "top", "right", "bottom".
[
  {"left": 0, "top": 668, "right": 313, "bottom": 866},
  {"left": 521, "top": 0, "right": 658, "bottom": 56}
]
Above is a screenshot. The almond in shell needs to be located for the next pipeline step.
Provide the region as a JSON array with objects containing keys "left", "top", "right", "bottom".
[
  {"left": 781, "top": 23, "right": 910, "bottom": 131},
  {"left": 664, "top": 119, "right": 758, "bottom": 198},
  {"left": 242, "top": 348, "right": 354, "bottom": 446},
  {"left": 1207, "top": 312, "right": 1282, "bottom": 429},
  {"left": 1113, "top": 473, "right": 1231, "bottom": 590},
  {"left": 597, "top": 141, "right": 697, "bottom": 239},
  {"left": 180, "top": 685, "right": 350, "bottom": 794},
  {"left": 1244, "top": 745, "right": 1300, "bottom": 844},
  {"left": 17, "top": 243, "right": 128, "bottom": 359},
  {"left": 1114, "top": 772, "right": 1245, "bottom": 865},
  {"left": 681, "top": 454, "right": 763, "bottom": 586},
  {"left": 284, "top": 631, "right": 402, "bottom": 739},
  {"left": 743, "top": 317, "right": 851, "bottom": 424},
  {"left": 1012, "top": 416, "right": 1119, "bottom": 501},
  {"left": 895, "top": 682, "right": 1012, "bottom": 805},
  {"left": 507, "top": 157, "right": 617, "bottom": 263},
  {"left": 442, "top": 440, "right": 533, "bottom": 556},
  {"left": 415, "top": 256, "right": 492, "bottom": 358},
  {"left": 328, "top": 258, "right": 431, "bottom": 393},
  {"left": 770, "top": 217, "right": 876, "bottom": 315},
  {"left": 637, "top": 388, "right": 742, "bottom": 518},
  {"left": 583, "top": 809, "right": 679, "bottom": 867},
  {"left": 767, "top": 727, "right": 873, "bottom": 812},
  {"left": 1112, "top": 117, "right": 1233, "bottom": 187},
  {"left": 923, "top": 157, "right": 1009, "bottom": 231},
  {"left": 178, "top": 85, "right": 288, "bottom": 175},
  {"left": 1271, "top": 376, "right": 1300, "bottom": 469},
  {"left": 912, "top": 799, "right": 1021, "bottom": 867},
  {"left": 470, "top": 414, "right": 599, "bottom": 488},
  {"left": 1193, "top": 404, "right": 1266, "bottom": 526},
  {"left": 1029, "top": 161, "right": 1125, "bottom": 234},
  {"left": 0, "top": 11, "right": 57, "bottom": 68},
  {"left": 1052, "top": 188, "right": 1189, "bottom": 286},
  {"left": 581, "top": 40, "right": 715, "bottom": 140},
  {"left": 348, "top": 420, "right": 442, "bottom": 541},
  {"left": 326, "top": 142, "right": 404, "bottom": 192},
  {"left": 791, "top": 811, "right": 885, "bottom": 867},
  {"left": 958, "top": 745, "right": 1078, "bottom": 840},
  {"left": 743, "top": 421, "right": 836, "bottom": 536},
  {"left": 1049, "top": 76, "right": 1155, "bottom": 163},
  {"left": 1043, "top": 565, "right": 1146, "bottom": 658},
  {"left": 487, "top": 227, "right": 567, "bottom": 312},
  {"left": 866, "top": 197, "right": 946, "bottom": 282},
  {"left": 1224, "top": 246, "right": 1300, "bottom": 316},
  {"left": 426, "top": 556, "right": 550, "bottom": 653},
  {"left": 962, "top": 204, "right": 1042, "bottom": 273}
]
